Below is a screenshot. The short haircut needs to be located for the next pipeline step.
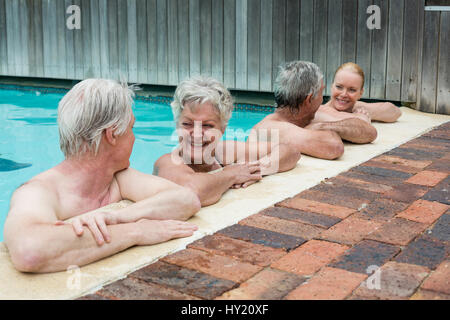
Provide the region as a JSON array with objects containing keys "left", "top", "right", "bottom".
[
  {"left": 171, "top": 76, "right": 234, "bottom": 128},
  {"left": 58, "top": 79, "right": 135, "bottom": 158},
  {"left": 274, "top": 61, "right": 323, "bottom": 113},
  {"left": 334, "top": 62, "right": 365, "bottom": 89}
]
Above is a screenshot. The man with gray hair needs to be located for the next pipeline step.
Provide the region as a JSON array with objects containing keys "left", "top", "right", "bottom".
[
  {"left": 4, "top": 79, "right": 201, "bottom": 273},
  {"left": 252, "top": 61, "right": 377, "bottom": 160}
]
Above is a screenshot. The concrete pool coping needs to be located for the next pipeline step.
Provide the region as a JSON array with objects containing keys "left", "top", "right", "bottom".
[{"left": 0, "top": 107, "right": 449, "bottom": 300}]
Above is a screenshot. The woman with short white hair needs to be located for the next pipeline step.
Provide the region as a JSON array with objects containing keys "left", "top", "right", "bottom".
[{"left": 154, "top": 76, "right": 296, "bottom": 207}]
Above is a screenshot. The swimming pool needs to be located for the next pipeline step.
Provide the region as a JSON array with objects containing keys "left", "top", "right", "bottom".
[{"left": 0, "top": 88, "right": 269, "bottom": 241}]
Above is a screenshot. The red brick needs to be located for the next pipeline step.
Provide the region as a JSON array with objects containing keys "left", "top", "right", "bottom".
[
  {"left": 278, "top": 197, "right": 355, "bottom": 219},
  {"left": 188, "top": 234, "right": 286, "bottom": 267},
  {"left": 96, "top": 277, "right": 200, "bottom": 300},
  {"left": 424, "top": 159, "right": 450, "bottom": 174},
  {"left": 352, "top": 262, "right": 430, "bottom": 300},
  {"left": 161, "top": 248, "right": 262, "bottom": 283},
  {"left": 381, "top": 183, "right": 429, "bottom": 203},
  {"left": 298, "top": 189, "right": 370, "bottom": 210},
  {"left": 397, "top": 200, "right": 449, "bottom": 224},
  {"left": 361, "top": 159, "right": 422, "bottom": 174},
  {"left": 216, "top": 268, "right": 305, "bottom": 300},
  {"left": 329, "top": 176, "right": 393, "bottom": 194},
  {"left": 319, "top": 216, "right": 383, "bottom": 245},
  {"left": 411, "top": 290, "right": 450, "bottom": 300},
  {"left": 284, "top": 267, "right": 367, "bottom": 300},
  {"left": 406, "top": 171, "right": 448, "bottom": 187},
  {"left": 420, "top": 260, "right": 450, "bottom": 294},
  {"left": 239, "top": 214, "right": 323, "bottom": 240},
  {"left": 370, "top": 155, "right": 433, "bottom": 170},
  {"left": 365, "top": 218, "right": 428, "bottom": 246},
  {"left": 271, "top": 240, "right": 349, "bottom": 276}
]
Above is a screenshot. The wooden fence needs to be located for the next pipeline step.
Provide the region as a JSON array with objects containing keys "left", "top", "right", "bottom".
[{"left": 0, "top": 0, "right": 448, "bottom": 114}]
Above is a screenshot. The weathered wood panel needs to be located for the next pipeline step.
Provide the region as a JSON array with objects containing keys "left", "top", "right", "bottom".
[
  {"left": 0, "top": 0, "right": 448, "bottom": 114},
  {"left": 436, "top": 12, "right": 450, "bottom": 115}
]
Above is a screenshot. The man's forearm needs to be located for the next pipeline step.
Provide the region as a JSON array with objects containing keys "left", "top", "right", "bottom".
[
  {"left": 314, "top": 118, "right": 377, "bottom": 144},
  {"left": 185, "top": 170, "right": 236, "bottom": 206},
  {"left": 8, "top": 222, "right": 139, "bottom": 273}
]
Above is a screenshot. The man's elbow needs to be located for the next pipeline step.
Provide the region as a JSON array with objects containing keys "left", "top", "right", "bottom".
[
  {"left": 177, "top": 186, "right": 201, "bottom": 220},
  {"left": 324, "top": 133, "right": 345, "bottom": 160},
  {"left": 6, "top": 238, "right": 45, "bottom": 273}
]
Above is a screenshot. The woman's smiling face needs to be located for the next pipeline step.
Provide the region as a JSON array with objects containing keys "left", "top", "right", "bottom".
[
  {"left": 177, "top": 101, "right": 225, "bottom": 164},
  {"left": 330, "top": 69, "right": 364, "bottom": 112}
]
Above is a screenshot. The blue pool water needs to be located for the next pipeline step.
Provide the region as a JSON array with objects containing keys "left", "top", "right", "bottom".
[{"left": 0, "top": 88, "right": 269, "bottom": 241}]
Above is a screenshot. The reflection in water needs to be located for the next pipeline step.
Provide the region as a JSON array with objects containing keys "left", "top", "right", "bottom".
[{"left": 0, "top": 158, "right": 32, "bottom": 172}]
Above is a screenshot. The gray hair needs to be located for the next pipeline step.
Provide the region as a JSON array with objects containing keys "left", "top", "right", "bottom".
[
  {"left": 171, "top": 76, "right": 234, "bottom": 127},
  {"left": 274, "top": 61, "right": 323, "bottom": 113},
  {"left": 58, "top": 78, "right": 135, "bottom": 158}
]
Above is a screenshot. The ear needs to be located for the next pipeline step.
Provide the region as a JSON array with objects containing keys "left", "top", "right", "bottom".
[{"left": 104, "top": 127, "right": 117, "bottom": 146}]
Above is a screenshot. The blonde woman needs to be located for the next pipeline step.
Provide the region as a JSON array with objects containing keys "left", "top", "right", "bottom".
[{"left": 317, "top": 62, "right": 402, "bottom": 123}]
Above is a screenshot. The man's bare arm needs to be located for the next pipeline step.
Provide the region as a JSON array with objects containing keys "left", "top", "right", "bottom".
[
  {"left": 4, "top": 184, "right": 197, "bottom": 273},
  {"left": 306, "top": 118, "right": 377, "bottom": 144}
]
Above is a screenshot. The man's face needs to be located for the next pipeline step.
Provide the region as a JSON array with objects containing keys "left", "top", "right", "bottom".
[{"left": 304, "top": 79, "right": 325, "bottom": 121}]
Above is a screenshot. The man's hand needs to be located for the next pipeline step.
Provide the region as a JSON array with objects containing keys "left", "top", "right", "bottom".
[
  {"left": 55, "top": 211, "right": 119, "bottom": 246},
  {"left": 135, "top": 219, "right": 198, "bottom": 246},
  {"left": 224, "top": 161, "right": 262, "bottom": 189}
]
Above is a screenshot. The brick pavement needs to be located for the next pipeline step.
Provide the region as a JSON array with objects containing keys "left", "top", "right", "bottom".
[{"left": 80, "top": 122, "right": 449, "bottom": 300}]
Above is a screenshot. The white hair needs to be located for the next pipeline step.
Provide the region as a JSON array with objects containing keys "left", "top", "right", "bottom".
[
  {"left": 171, "top": 76, "right": 234, "bottom": 127},
  {"left": 58, "top": 78, "right": 135, "bottom": 158},
  {"left": 274, "top": 61, "right": 323, "bottom": 113}
]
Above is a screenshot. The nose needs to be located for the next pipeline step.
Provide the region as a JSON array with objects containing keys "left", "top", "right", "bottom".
[{"left": 192, "top": 121, "right": 204, "bottom": 142}]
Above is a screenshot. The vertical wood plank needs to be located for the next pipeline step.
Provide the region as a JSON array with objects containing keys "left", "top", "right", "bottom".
[
  {"left": 167, "top": 0, "right": 178, "bottom": 85},
  {"left": 98, "top": 0, "right": 109, "bottom": 79},
  {"left": 147, "top": 0, "right": 157, "bottom": 83},
  {"left": 90, "top": 0, "right": 101, "bottom": 78},
  {"left": 326, "top": 0, "right": 342, "bottom": 95},
  {"left": 117, "top": 0, "right": 129, "bottom": 81},
  {"left": 211, "top": 0, "right": 224, "bottom": 83},
  {"left": 65, "top": 0, "right": 76, "bottom": 79},
  {"left": 299, "top": 0, "right": 314, "bottom": 62},
  {"left": 0, "top": 0, "right": 7, "bottom": 75},
  {"left": 356, "top": 0, "right": 373, "bottom": 98},
  {"left": 26, "top": 0, "right": 35, "bottom": 77},
  {"left": 11, "top": 0, "right": 22, "bottom": 75},
  {"left": 80, "top": 0, "right": 92, "bottom": 78},
  {"left": 189, "top": 0, "right": 201, "bottom": 77},
  {"left": 126, "top": 0, "right": 137, "bottom": 82},
  {"left": 235, "top": 0, "right": 247, "bottom": 89},
  {"left": 401, "top": 0, "right": 420, "bottom": 102},
  {"left": 341, "top": 0, "right": 358, "bottom": 63},
  {"left": 43, "top": 0, "right": 58, "bottom": 78},
  {"left": 259, "top": 0, "right": 273, "bottom": 91},
  {"left": 386, "top": 0, "right": 404, "bottom": 101},
  {"left": 73, "top": 0, "right": 84, "bottom": 79},
  {"left": 272, "top": 0, "right": 285, "bottom": 85},
  {"left": 436, "top": 12, "right": 450, "bottom": 115},
  {"left": 156, "top": 0, "right": 168, "bottom": 84},
  {"left": 420, "top": 10, "right": 439, "bottom": 113},
  {"left": 200, "top": 0, "right": 212, "bottom": 77},
  {"left": 177, "top": 0, "right": 190, "bottom": 82},
  {"left": 285, "top": 0, "right": 299, "bottom": 62},
  {"left": 223, "top": 0, "right": 236, "bottom": 88},
  {"left": 55, "top": 0, "right": 67, "bottom": 79},
  {"left": 136, "top": 0, "right": 148, "bottom": 83},
  {"left": 313, "top": 0, "right": 328, "bottom": 88},
  {"left": 247, "top": 0, "right": 260, "bottom": 90},
  {"left": 5, "top": 0, "right": 14, "bottom": 75},
  {"left": 108, "top": 0, "right": 119, "bottom": 80},
  {"left": 18, "top": 0, "right": 29, "bottom": 76},
  {"left": 370, "top": 0, "right": 388, "bottom": 99}
]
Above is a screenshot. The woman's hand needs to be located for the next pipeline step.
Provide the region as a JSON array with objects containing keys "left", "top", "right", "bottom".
[
  {"left": 225, "top": 161, "right": 262, "bottom": 189},
  {"left": 55, "top": 211, "right": 119, "bottom": 246}
]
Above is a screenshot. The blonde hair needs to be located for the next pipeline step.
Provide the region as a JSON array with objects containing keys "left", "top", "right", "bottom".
[{"left": 334, "top": 62, "right": 365, "bottom": 89}]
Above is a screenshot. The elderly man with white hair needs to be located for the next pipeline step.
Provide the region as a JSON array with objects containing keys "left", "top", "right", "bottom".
[
  {"left": 153, "top": 76, "right": 300, "bottom": 207},
  {"left": 4, "top": 79, "right": 201, "bottom": 273},
  {"left": 252, "top": 61, "right": 377, "bottom": 160}
]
